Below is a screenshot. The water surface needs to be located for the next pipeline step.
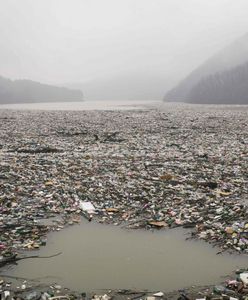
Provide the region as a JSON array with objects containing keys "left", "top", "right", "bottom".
[
  {"left": 0, "top": 100, "right": 159, "bottom": 111},
  {"left": 4, "top": 221, "right": 247, "bottom": 292}
]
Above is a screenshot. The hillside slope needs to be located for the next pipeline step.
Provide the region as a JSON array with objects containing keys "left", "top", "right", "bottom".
[
  {"left": 164, "top": 33, "right": 248, "bottom": 103},
  {"left": 0, "top": 76, "right": 83, "bottom": 104},
  {"left": 188, "top": 62, "right": 248, "bottom": 104}
]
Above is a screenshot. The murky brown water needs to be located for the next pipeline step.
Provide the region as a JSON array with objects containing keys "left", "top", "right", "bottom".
[{"left": 4, "top": 220, "right": 248, "bottom": 292}]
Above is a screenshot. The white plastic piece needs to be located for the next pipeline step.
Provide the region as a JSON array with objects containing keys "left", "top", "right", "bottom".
[{"left": 79, "top": 201, "right": 96, "bottom": 213}]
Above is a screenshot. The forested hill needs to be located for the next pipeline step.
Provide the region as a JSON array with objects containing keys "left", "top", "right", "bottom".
[
  {"left": 0, "top": 76, "right": 83, "bottom": 104},
  {"left": 164, "top": 33, "right": 248, "bottom": 104},
  {"left": 188, "top": 62, "right": 248, "bottom": 104}
]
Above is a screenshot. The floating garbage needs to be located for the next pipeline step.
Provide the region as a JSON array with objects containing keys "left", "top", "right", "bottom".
[
  {"left": 153, "top": 291, "right": 164, "bottom": 297},
  {"left": 239, "top": 272, "right": 248, "bottom": 286},
  {"left": 0, "top": 105, "right": 247, "bottom": 259},
  {"left": 79, "top": 201, "right": 96, "bottom": 214},
  {"left": 0, "top": 104, "right": 248, "bottom": 299}
]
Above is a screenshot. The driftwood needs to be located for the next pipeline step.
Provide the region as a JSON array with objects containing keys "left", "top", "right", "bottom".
[
  {"left": 121, "top": 219, "right": 147, "bottom": 229},
  {"left": 0, "top": 252, "right": 62, "bottom": 268},
  {"left": 49, "top": 297, "right": 70, "bottom": 300}
]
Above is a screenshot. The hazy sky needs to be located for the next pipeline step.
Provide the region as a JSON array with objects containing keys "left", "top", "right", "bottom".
[{"left": 1, "top": 0, "right": 248, "bottom": 85}]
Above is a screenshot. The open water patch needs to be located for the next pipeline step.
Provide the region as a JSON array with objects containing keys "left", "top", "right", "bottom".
[
  {"left": 0, "top": 100, "right": 158, "bottom": 111},
  {"left": 4, "top": 220, "right": 248, "bottom": 292}
]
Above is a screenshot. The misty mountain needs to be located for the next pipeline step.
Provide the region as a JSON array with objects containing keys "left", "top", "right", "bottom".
[
  {"left": 0, "top": 76, "right": 83, "bottom": 104},
  {"left": 164, "top": 33, "right": 248, "bottom": 103},
  {"left": 67, "top": 72, "right": 174, "bottom": 101},
  {"left": 188, "top": 62, "right": 248, "bottom": 104}
]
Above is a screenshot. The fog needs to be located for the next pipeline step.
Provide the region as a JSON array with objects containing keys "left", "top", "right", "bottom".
[{"left": 1, "top": 0, "right": 248, "bottom": 100}]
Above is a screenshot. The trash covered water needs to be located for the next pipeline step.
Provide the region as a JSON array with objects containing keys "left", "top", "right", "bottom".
[
  {"left": 0, "top": 103, "right": 247, "bottom": 256},
  {"left": 0, "top": 102, "right": 248, "bottom": 299}
]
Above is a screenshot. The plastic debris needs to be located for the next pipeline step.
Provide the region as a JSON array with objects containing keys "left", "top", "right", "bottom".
[
  {"left": 79, "top": 201, "right": 96, "bottom": 214},
  {"left": 153, "top": 291, "right": 164, "bottom": 297},
  {"left": 0, "top": 105, "right": 247, "bottom": 300},
  {"left": 92, "top": 294, "right": 111, "bottom": 300},
  {"left": 239, "top": 273, "right": 248, "bottom": 286},
  {"left": 0, "top": 106, "right": 247, "bottom": 258}
]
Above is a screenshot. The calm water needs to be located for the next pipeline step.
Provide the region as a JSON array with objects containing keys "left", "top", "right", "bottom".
[
  {"left": 0, "top": 100, "right": 159, "bottom": 111},
  {"left": 4, "top": 220, "right": 247, "bottom": 292}
]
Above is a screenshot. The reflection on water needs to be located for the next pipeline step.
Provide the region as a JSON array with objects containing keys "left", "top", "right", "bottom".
[{"left": 4, "top": 220, "right": 247, "bottom": 292}]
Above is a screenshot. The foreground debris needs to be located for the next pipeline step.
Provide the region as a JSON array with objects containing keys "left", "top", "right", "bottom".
[{"left": 2, "top": 268, "right": 248, "bottom": 300}]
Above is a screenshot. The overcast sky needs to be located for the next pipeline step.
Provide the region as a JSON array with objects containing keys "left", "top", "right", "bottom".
[{"left": 1, "top": 0, "right": 248, "bottom": 85}]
